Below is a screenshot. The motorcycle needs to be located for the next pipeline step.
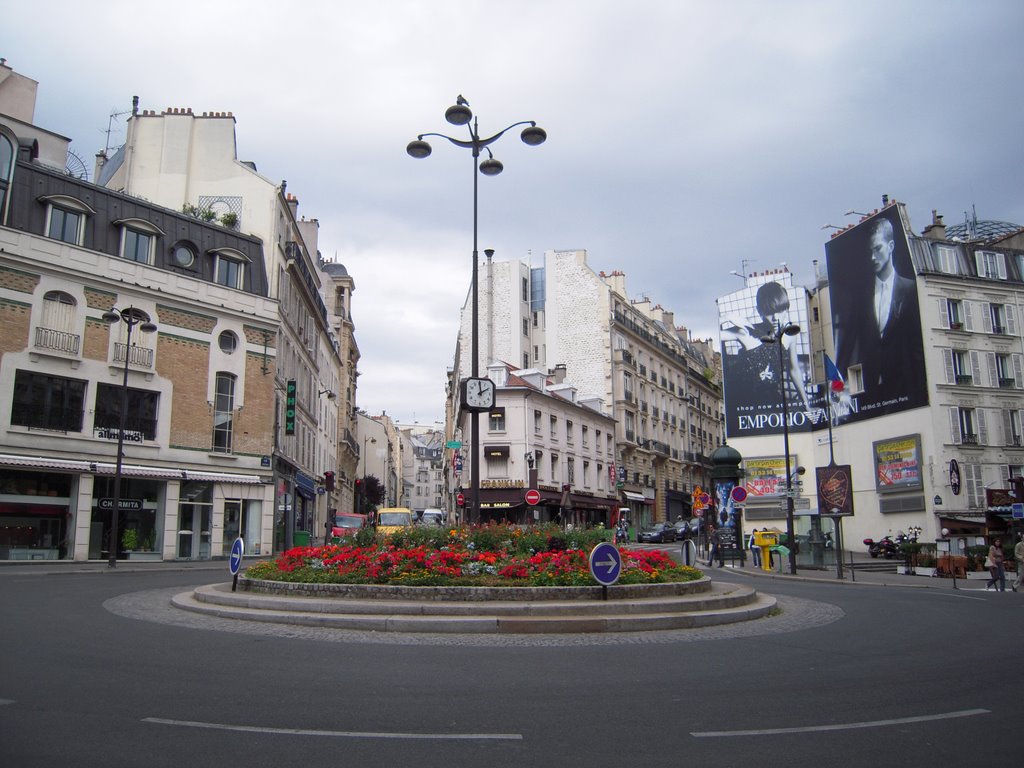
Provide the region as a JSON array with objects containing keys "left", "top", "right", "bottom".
[
  {"left": 615, "top": 523, "right": 630, "bottom": 545},
  {"left": 863, "top": 535, "right": 900, "bottom": 559}
]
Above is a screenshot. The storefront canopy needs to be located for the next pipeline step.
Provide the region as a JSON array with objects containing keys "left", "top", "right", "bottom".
[{"left": 0, "top": 453, "right": 266, "bottom": 484}]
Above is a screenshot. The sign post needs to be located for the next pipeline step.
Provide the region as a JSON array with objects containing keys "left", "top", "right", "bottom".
[
  {"left": 229, "top": 537, "right": 245, "bottom": 592},
  {"left": 589, "top": 541, "right": 622, "bottom": 600}
]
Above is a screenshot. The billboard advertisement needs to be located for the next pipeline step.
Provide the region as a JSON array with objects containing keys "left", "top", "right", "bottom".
[
  {"left": 872, "top": 434, "right": 923, "bottom": 492},
  {"left": 719, "top": 273, "right": 825, "bottom": 438},
  {"left": 816, "top": 464, "right": 854, "bottom": 515},
  {"left": 741, "top": 456, "right": 790, "bottom": 498},
  {"left": 825, "top": 206, "right": 928, "bottom": 422}
]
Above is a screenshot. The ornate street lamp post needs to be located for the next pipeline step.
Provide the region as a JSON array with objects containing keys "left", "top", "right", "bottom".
[
  {"left": 760, "top": 321, "right": 801, "bottom": 575},
  {"left": 101, "top": 307, "right": 157, "bottom": 568},
  {"left": 408, "top": 96, "right": 546, "bottom": 524}
]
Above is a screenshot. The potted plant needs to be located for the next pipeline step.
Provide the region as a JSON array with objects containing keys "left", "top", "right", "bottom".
[
  {"left": 121, "top": 528, "right": 139, "bottom": 552},
  {"left": 899, "top": 541, "right": 923, "bottom": 575},
  {"left": 219, "top": 212, "right": 239, "bottom": 229}
]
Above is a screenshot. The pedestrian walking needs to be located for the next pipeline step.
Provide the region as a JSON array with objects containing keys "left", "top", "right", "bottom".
[
  {"left": 707, "top": 526, "right": 723, "bottom": 568},
  {"left": 748, "top": 528, "right": 761, "bottom": 568},
  {"left": 1013, "top": 533, "right": 1024, "bottom": 593},
  {"left": 986, "top": 539, "right": 1006, "bottom": 592}
]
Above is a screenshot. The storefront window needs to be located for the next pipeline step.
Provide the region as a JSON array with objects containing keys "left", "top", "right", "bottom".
[
  {"left": 90, "top": 476, "right": 161, "bottom": 561},
  {"left": 0, "top": 470, "right": 74, "bottom": 560}
]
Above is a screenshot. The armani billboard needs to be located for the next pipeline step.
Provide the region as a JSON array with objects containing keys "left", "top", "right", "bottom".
[{"left": 825, "top": 206, "right": 929, "bottom": 422}]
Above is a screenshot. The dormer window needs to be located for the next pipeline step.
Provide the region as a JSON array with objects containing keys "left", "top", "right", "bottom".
[
  {"left": 113, "top": 218, "right": 165, "bottom": 265},
  {"left": 210, "top": 247, "right": 248, "bottom": 289},
  {"left": 40, "top": 195, "right": 96, "bottom": 246}
]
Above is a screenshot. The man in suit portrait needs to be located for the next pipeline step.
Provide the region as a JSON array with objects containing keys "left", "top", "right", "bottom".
[{"left": 833, "top": 212, "right": 926, "bottom": 410}]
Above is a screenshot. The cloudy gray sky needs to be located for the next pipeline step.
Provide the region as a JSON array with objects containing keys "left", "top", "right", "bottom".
[{"left": 6, "top": 0, "right": 1023, "bottom": 425}]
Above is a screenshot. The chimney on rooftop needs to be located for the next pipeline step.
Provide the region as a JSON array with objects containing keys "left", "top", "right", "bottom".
[{"left": 922, "top": 210, "right": 947, "bottom": 241}]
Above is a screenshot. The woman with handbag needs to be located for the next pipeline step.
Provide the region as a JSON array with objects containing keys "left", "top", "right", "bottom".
[{"left": 986, "top": 539, "right": 1006, "bottom": 592}]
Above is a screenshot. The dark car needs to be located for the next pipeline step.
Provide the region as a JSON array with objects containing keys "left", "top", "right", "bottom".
[
  {"left": 637, "top": 522, "right": 677, "bottom": 543},
  {"left": 672, "top": 520, "right": 692, "bottom": 540}
]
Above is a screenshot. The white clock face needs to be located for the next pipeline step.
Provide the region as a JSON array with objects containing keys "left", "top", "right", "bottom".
[{"left": 465, "top": 378, "right": 494, "bottom": 408}]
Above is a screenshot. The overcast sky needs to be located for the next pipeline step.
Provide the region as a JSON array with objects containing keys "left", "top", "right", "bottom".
[{"left": 7, "top": 1, "right": 1024, "bottom": 426}]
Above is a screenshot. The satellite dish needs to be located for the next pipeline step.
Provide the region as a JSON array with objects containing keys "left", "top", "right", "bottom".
[{"left": 65, "top": 149, "right": 89, "bottom": 181}]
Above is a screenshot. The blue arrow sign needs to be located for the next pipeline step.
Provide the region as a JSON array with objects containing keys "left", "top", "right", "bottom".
[
  {"left": 229, "top": 537, "right": 245, "bottom": 575},
  {"left": 589, "top": 542, "right": 622, "bottom": 586}
]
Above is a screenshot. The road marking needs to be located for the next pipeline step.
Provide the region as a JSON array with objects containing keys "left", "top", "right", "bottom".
[
  {"left": 0, "top": 699, "right": 15, "bottom": 706},
  {"left": 691, "top": 708, "right": 989, "bottom": 737},
  {"left": 143, "top": 717, "right": 522, "bottom": 741}
]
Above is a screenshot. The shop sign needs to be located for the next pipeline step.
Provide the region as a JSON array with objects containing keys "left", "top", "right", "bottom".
[
  {"left": 98, "top": 498, "right": 143, "bottom": 512},
  {"left": 481, "top": 479, "right": 525, "bottom": 489},
  {"left": 94, "top": 426, "right": 144, "bottom": 443}
]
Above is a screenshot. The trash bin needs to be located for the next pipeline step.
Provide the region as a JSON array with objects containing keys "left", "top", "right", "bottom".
[{"left": 292, "top": 530, "right": 311, "bottom": 547}]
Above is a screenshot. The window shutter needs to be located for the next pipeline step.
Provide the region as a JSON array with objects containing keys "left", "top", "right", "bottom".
[
  {"left": 970, "top": 351, "right": 982, "bottom": 385},
  {"left": 1015, "top": 354, "right": 1024, "bottom": 388},
  {"left": 1000, "top": 465, "right": 1011, "bottom": 487},
  {"left": 943, "top": 349, "right": 955, "bottom": 384},
  {"left": 978, "top": 408, "right": 989, "bottom": 445},
  {"left": 964, "top": 301, "right": 975, "bottom": 331},
  {"left": 981, "top": 304, "right": 993, "bottom": 334},
  {"left": 998, "top": 253, "right": 1008, "bottom": 279},
  {"left": 1003, "top": 409, "right": 1014, "bottom": 445},
  {"left": 938, "top": 299, "right": 949, "bottom": 328},
  {"left": 1007, "top": 304, "right": 1018, "bottom": 336},
  {"left": 949, "top": 407, "right": 962, "bottom": 444},
  {"left": 987, "top": 352, "right": 999, "bottom": 388}
]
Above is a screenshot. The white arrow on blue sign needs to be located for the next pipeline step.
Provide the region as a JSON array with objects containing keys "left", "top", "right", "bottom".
[
  {"left": 589, "top": 542, "right": 622, "bottom": 586},
  {"left": 229, "top": 537, "right": 245, "bottom": 575}
]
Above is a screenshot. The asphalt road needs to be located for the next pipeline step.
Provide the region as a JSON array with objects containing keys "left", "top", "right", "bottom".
[{"left": 0, "top": 563, "right": 1019, "bottom": 768}]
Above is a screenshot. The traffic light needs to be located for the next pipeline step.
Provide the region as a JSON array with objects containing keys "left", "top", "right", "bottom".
[{"left": 324, "top": 471, "right": 335, "bottom": 491}]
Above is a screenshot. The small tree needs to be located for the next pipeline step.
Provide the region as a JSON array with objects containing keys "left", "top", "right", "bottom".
[{"left": 361, "top": 474, "right": 385, "bottom": 513}]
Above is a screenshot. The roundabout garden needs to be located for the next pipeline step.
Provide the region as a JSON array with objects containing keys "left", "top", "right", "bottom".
[{"left": 245, "top": 522, "right": 703, "bottom": 588}]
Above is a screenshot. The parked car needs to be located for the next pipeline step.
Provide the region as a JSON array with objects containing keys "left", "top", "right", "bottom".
[
  {"left": 637, "top": 522, "right": 677, "bottom": 543},
  {"left": 330, "top": 512, "right": 370, "bottom": 540},
  {"left": 417, "top": 509, "right": 447, "bottom": 527},
  {"left": 672, "top": 520, "right": 693, "bottom": 540}
]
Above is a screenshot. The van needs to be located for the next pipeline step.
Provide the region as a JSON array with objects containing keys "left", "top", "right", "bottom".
[
  {"left": 330, "top": 512, "right": 370, "bottom": 540},
  {"left": 419, "top": 509, "right": 446, "bottom": 527},
  {"left": 376, "top": 507, "right": 415, "bottom": 535}
]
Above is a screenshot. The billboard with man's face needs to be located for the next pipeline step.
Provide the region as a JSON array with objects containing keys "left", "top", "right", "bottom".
[{"left": 824, "top": 206, "right": 928, "bottom": 423}]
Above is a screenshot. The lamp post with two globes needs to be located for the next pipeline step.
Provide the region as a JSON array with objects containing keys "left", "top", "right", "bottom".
[
  {"left": 407, "top": 97, "right": 546, "bottom": 524},
  {"left": 101, "top": 307, "right": 157, "bottom": 568},
  {"left": 760, "top": 320, "right": 801, "bottom": 575}
]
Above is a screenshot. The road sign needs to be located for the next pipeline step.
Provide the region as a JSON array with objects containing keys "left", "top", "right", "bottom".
[
  {"left": 731, "top": 486, "right": 748, "bottom": 503},
  {"left": 229, "top": 537, "right": 245, "bottom": 575},
  {"left": 456, "top": 492, "right": 465, "bottom": 507},
  {"left": 446, "top": 441, "right": 462, "bottom": 449},
  {"left": 1013, "top": 503, "right": 1024, "bottom": 519},
  {"left": 588, "top": 542, "right": 622, "bottom": 586},
  {"left": 525, "top": 489, "right": 541, "bottom": 505}
]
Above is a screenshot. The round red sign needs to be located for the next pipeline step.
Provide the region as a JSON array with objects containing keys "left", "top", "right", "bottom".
[
  {"left": 525, "top": 489, "right": 541, "bottom": 505},
  {"left": 456, "top": 492, "right": 465, "bottom": 507}
]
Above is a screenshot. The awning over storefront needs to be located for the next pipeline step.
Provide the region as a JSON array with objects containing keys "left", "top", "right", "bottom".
[
  {"left": 0, "top": 453, "right": 266, "bottom": 485},
  {"left": 622, "top": 491, "right": 653, "bottom": 505},
  {"left": 295, "top": 472, "right": 317, "bottom": 500}
]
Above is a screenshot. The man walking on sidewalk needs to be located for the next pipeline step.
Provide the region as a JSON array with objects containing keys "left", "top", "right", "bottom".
[{"left": 1014, "top": 533, "right": 1024, "bottom": 592}]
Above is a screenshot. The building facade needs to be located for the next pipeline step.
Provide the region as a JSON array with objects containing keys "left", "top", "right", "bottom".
[
  {"left": 450, "top": 248, "right": 723, "bottom": 529},
  {"left": 94, "top": 96, "right": 347, "bottom": 550},
  {"left": 722, "top": 200, "right": 1024, "bottom": 559},
  {"left": 0, "top": 63, "right": 277, "bottom": 561}
]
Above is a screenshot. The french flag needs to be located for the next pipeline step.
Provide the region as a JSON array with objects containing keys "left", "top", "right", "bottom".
[{"left": 824, "top": 354, "right": 845, "bottom": 393}]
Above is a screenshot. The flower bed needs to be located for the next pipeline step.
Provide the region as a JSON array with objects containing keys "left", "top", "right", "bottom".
[{"left": 245, "top": 522, "right": 703, "bottom": 587}]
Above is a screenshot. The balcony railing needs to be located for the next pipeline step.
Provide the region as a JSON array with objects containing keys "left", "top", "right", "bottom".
[
  {"left": 961, "top": 433, "right": 978, "bottom": 445},
  {"left": 993, "top": 325, "right": 1007, "bottom": 335},
  {"left": 955, "top": 374, "right": 973, "bottom": 386},
  {"left": 35, "top": 326, "right": 81, "bottom": 355},
  {"left": 114, "top": 342, "right": 154, "bottom": 368},
  {"left": 999, "top": 378, "right": 1015, "bottom": 389}
]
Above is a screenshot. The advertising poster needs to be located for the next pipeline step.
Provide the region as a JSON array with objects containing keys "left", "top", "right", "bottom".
[
  {"left": 824, "top": 206, "right": 928, "bottom": 423},
  {"left": 873, "top": 434, "right": 923, "bottom": 491},
  {"left": 719, "top": 273, "right": 826, "bottom": 438},
  {"left": 742, "top": 457, "right": 789, "bottom": 498},
  {"left": 816, "top": 464, "right": 854, "bottom": 515}
]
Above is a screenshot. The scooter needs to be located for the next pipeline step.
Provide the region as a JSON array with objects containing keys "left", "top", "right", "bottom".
[
  {"left": 863, "top": 536, "right": 900, "bottom": 559},
  {"left": 615, "top": 524, "right": 630, "bottom": 545}
]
